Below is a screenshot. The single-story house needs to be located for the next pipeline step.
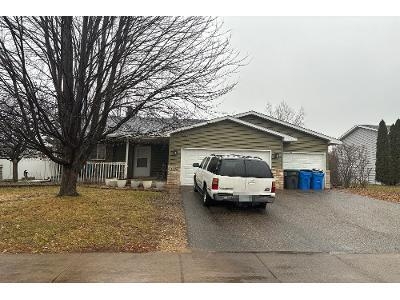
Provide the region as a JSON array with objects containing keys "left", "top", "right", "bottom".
[
  {"left": 340, "top": 124, "right": 387, "bottom": 183},
  {"left": 97, "top": 111, "right": 341, "bottom": 189}
]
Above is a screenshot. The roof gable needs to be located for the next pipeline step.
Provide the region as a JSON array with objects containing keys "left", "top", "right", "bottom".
[
  {"left": 167, "top": 116, "right": 297, "bottom": 142},
  {"left": 340, "top": 125, "right": 379, "bottom": 140},
  {"left": 235, "top": 111, "right": 342, "bottom": 145}
]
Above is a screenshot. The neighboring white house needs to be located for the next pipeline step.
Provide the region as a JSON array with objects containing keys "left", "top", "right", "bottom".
[{"left": 340, "top": 125, "right": 380, "bottom": 183}]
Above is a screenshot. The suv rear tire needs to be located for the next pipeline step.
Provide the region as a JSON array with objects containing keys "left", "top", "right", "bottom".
[
  {"left": 202, "top": 185, "right": 212, "bottom": 207},
  {"left": 193, "top": 177, "right": 198, "bottom": 192}
]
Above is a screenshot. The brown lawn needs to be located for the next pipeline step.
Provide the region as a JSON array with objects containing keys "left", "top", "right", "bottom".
[
  {"left": 0, "top": 186, "right": 187, "bottom": 253},
  {"left": 346, "top": 185, "right": 400, "bottom": 204}
]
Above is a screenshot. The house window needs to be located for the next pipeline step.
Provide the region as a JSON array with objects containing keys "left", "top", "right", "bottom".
[
  {"left": 137, "top": 157, "right": 148, "bottom": 168},
  {"left": 95, "top": 144, "right": 106, "bottom": 160}
]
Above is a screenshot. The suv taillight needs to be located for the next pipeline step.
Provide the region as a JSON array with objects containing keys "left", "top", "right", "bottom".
[
  {"left": 271, "top": 181, "right": 276, "bottom": 193},
  {"left": 212, "top": 178, "right": 219, "bottom": 190}
]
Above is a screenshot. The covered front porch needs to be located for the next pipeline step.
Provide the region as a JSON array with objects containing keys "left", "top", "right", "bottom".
[{"left": 94, "top": 136, "right": 170, "bottom": 180}]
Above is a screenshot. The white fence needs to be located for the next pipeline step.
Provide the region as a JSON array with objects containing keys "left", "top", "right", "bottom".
[
  {"left": 0, "top": 159, "right": 126, "bottom": 184},
  {"left": 0, "top": 158, "right": 55, "bottom": 180}
]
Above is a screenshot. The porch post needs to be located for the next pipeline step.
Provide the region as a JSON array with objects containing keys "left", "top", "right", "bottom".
[{"left": 124, "top": 137, "right": 129, "bottom": 178}]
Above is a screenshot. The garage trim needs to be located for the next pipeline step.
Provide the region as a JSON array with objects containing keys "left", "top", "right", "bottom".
[{"left": 182, "top": 147, "right": 272, "bottom": 163}]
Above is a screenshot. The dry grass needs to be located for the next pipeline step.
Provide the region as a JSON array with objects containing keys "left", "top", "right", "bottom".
[
  {"left": 0, "top": 186, "right": 187, "bottom": 253},
  {"left": 346, "top": 185, "right": 400, "bottom": 203}
]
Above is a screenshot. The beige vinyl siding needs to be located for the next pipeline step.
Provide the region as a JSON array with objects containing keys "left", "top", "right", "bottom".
[
  {"left": 239, "top": 115, "right": 329, "bottom": 170},
  {"left": 169, "top": 119, "right": 283, "bottom": 169},
  {"left": 238, "top": 115, "right": 329, "bottom": 153}
]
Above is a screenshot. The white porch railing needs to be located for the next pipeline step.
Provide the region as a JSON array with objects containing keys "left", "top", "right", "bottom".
[{"left": 50, "top": 161, "right": 126, "bottom": 184}]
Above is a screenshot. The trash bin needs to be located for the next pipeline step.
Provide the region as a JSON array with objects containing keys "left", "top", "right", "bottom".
[
  {"left": 298, "top": 170, "right": 312, "bottom": 190},
  {"left": 311, "top": 170, "right": 325, "bottom": 190},
  {"left": 284, "top": 169, "right": 299, "bottom": 189}
]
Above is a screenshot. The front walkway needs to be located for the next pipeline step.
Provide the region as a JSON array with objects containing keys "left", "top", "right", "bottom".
[{"left": 1, "top": 251, "right": 399, "bottom": 282}]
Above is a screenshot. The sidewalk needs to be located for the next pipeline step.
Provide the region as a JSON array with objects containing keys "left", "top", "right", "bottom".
[{"left": 0, "top": 251, "right": 399, "bottom": 282}]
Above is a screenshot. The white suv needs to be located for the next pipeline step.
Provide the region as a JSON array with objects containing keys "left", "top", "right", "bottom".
[{"left": 193, "top": 154, "right": 276, "bottom": 209}]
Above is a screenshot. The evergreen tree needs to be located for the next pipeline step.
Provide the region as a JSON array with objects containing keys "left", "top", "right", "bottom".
[
  {"left": 388, "top": 122, "right": 396, "bottom": 185},
  {"left": 376, "top": 120, "right": 391, "bottom": 184},
  {"left": 389, "top": 119, "right": 400, "bottom": 185}
]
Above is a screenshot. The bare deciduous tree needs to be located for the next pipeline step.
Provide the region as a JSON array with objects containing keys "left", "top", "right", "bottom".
[
  {"left": 265, "top": 100, "right": 305, "bottom": 126},
  {"left": 0, "top": 104, "right": 30, "bottom": 182},
  {"left": 0, "top": 17, "right": 242, "bottom": 196},
  {"left": 329, "top": 144, "right": 371, "bottom": 188}
]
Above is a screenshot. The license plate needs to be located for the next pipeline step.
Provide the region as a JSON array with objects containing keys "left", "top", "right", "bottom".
[{"left": 239, "top": 195, "right": 252, "bottom": 202}]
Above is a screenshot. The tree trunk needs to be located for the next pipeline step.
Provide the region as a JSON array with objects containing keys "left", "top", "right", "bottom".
[
  {"left": 12, "top": 159, "right": 18, "bottom": 182},
  {"left": 58, "top": 165, "right": 79, "bottom": 196}
]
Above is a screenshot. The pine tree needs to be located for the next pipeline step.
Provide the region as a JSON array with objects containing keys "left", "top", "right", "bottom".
[
  {"left": 388, "top": 122, "right": 396, "bottom": 185},
  {"left": 376, "top": 120, "right": 391, "bottom": 184},
  {"left": 389, "top": 119, "right": 400, "bottom": 185}
]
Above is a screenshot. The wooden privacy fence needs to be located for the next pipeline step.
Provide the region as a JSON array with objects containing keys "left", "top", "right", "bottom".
[{"left": 50, "top": 161, "right": 126, "bottom": 184}]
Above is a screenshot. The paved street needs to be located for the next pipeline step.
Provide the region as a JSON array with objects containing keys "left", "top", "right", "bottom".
[
  {"left": 183, "top": 187, "right": 400, "bottom": 253},
  {"left": 1, "top": 251, "right": 399, "bottom": 282}
]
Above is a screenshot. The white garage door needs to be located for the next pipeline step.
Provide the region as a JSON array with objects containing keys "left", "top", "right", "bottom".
[
  {"left": 283, "top": 152, "right": 326, "bottom": 172},
  {"left": 180, "top": 148, "right": 271, "bottom": 186}
]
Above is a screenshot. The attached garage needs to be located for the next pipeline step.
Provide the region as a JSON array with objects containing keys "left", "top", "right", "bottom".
[
  {"left": 282, "top": 152, "right": 326, "bottom": 172},
  {"left": 166, "top": 112, "right": 341, "bottom": 189},
  {"left": 167, "top": 116, "right": 296, "bottom": 186},
  {"left": 180, "top": 148, "right": 271, "bottom": 185}
]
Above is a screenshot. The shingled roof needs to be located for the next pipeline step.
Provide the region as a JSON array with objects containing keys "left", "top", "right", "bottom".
[{"left": 106, "top": 117, "right": 203, "bottom": 138}]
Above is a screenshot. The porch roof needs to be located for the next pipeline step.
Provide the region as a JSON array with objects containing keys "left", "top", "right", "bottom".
[
  {"left": 105, "top": 117, "right": 203, "bottom": 139},
  {"left": 105, "top": 136, "right": 170, "bottom": 144}
]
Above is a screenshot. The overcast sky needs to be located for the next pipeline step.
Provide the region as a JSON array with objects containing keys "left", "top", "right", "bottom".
[{"left": 218, "top": 17, "right": 400, "bottom": 138}]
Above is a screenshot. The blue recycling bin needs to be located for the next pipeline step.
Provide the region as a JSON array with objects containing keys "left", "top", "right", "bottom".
[
  {"left": 311, "top": 171, "right": 325, "bottom": 190},
  {"left": 298, "top": 170, "right": 312, "bottom": 190}
]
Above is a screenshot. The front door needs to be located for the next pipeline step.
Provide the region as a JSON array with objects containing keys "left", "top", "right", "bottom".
[{"left": 133, "top": 145, "right": 151, "bottom": 177}]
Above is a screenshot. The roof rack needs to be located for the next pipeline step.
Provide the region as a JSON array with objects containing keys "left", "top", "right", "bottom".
[
  {"left": 209, "top": 153, "right": 263, "bottom": 160},
  {"left": 243, "top": 155, "right": 262, "bottom": 160},
  {"left": 246, "top": 156, "right": 263, "bottom": 160}
]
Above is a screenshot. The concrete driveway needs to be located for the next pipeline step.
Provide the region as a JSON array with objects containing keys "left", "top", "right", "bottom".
[{"left": 182, "top": 187, "right": 400, "bottom": 253}]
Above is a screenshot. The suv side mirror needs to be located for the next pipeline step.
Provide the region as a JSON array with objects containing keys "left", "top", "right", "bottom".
[{"left": 192, "top": 163, "right": 200, "bottom": 168}]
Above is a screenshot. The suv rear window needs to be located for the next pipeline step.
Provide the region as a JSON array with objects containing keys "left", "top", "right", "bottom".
[
  {"left": 216, "top": 158, "right": 273, "bottom": 178},
  {"left": 244, "top": 160, "right": 273, "bottom": 178},
  {"left": 217, "top": 159, "right": 245, "bottom": 177}
]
